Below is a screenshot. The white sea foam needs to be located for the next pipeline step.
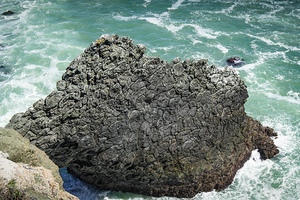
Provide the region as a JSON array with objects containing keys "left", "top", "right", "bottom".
[
  {"left": 190, "top": 24, "right": 218, "bottom": 39},
  {"left": 142, "top": 0, "right": 151, "bottom": 7},
  {"left": 165, "top": 24, "right": 220, "bottom": 40},
  {"left": 114, "top": 11, "right": 219, "bottom": 41},
  {"left": 265, "top": 120, "right": 298, "bottom": 155},
  {"left": 205, "top": 43, "right": 228, "bottom": 54},
  {"left": 138, "top": 12, "right": 169, "bottom": 27},
  {"left": 156, "top": 46, "right": 173, "bottom": 51},
  {"left": 197, "top": 112, "right": 300, "bottom": 200},
  {"left": 259, "top": 51, "right": 287, "bottom": 59},
  {"left": 191, "top": 38, "right": 203, "bottom": 45},
  {"left": 247, "top": 34, "right": 300, "bottom": 51},
  {"left": 113, "top": 14, "right": 138, "bottom": 21},
  {"left": 139, "top": 16, "right": 164, "bottom": 27},
  {"left": 21, "top": 0, "right": 37, "bottom": 9},
  {"left": 148, "top": 46, "right": 174, "bottom": 54},
  {"left": 236, "top": 59, "right": 264, "bottom": 72},
  {"left": 206, "top": 2, "right": 238, "bottom": 15},
  {"left": 168, "top": 0, "right": 185, "bottom": 10},
  {"left": 265, "top": 91, "right": 300, "bottom": 105},
  {"left": 287, "top": 8, "right": 300, "bottom": 19},
  {"left": 275, "top": 74, "right": 284, "bottom": 80},
  {"left": 148, "top": 48, "right": 157, "bottom": 53},
  {"left": 165, "top": 24, "right": 185, "bottom": 33},
  {"left": 0, "top": 58, "right": 67, "bottom": 127},
  {"left": 215, "top": 44, "right": 228, "bottom": 54},
  {"left": 115, "top": 12, "right": 219, "bottom": 41}
]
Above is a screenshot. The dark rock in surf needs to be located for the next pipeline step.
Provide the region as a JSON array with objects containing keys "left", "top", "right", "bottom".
[
  {"left": 2, "top": 10, "right": 15, "bottom": 15},
  {"left": 6, "top": 34, "right": 279, "bottom": 198},
  {"left": 226, "top": 57, "right": 245, "bottom": 66}
]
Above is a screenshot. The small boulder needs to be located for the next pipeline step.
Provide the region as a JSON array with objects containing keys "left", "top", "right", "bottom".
[
  {"left": 226, "top": 57, "right": 245, "bottom": 66},
  {"left": 2, "top": 10, "right": 15, "bottom": 15}
]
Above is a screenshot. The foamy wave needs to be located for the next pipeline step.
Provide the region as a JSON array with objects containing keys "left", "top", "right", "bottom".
[
  {"left": 206, "top": 2, "right": 238, "bottom": 14},
  {"left": 215, "top": 44, "right": 228, "bottom": 54},
  {"left": 205, "top": 43, "right": 228, "bottom": 54},
  {"left": 142, "top": 0, "right": 151, "bottom": 7},
  {"left": 165, "top": 24, "right": 185, "bottom": 33},
  {"left": 114, "top": 12, "right": 219, "bottom": 40},
  {"left": 191, "top": 38, "right": 203, "bottom": 45},
  {"left": 258, "top": 51, "right": 287, "bottom": 60},
  {"left": 236, "top": 59, "right": 264, "bottom": 72},
  {"left": 138, "top": 12, "right": 169, "bottom": 27},
  {"left": 113, "top": 14, "right": 138, "bottom": 21},
  {"left": 21, "top": 1, "right": 37, "bottom": 9},
  {"left": 199, "top": 111, "right": 300, "bottom": 200},
  {"left": 195, "top": 149, "right": 283, "bottom": 200},
  {"left": 0, "top": 48, "right": 72, "bottom": 127},
  {"left": 168, "top": 0, "right": 185, "bottom": 10},
  {"left": 275, "top": 74, "right": 284, "bottom": 80},
  {"left": 139, "top": 16, "right": 164, "bottom": 27},
  {"left": 261, "top": 117, "right": 299, "bottom": 153},
  {"left": 287, "top": 8, "right": 300, "bottom": 19},
  {"left": 248, "top": 34, "right": 300, "bottom": 51},
  {"left": 265, "top": 91, "right": 300, "bottom": 105},
  {"left": 190, "top": 24, "right": 218, "bottom": 39}
]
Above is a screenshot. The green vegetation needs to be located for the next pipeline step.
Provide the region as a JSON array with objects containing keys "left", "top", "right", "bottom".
[
  {"left": 0, "top": 178, "right": 28, "bottom": 200},
  {"left": 7, "top": 179, "right": 21, "bottom": 198}
]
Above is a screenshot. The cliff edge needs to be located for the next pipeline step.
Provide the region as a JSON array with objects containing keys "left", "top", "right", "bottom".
[{"left": 0, "top": 128, "right": 78, "bottom": 200}]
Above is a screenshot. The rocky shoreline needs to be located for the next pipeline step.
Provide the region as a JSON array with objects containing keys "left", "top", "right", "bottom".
[{"left": 5, "top": 34, "right": 279, "bottom": 198}]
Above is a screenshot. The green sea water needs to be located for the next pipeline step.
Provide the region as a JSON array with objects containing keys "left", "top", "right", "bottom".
[{"left": 1, "top": 0, "right": 300, "bottom": 199}]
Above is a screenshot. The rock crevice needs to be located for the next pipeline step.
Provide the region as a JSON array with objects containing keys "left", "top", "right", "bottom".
[{"left": 6, "top": 34, "right": 279, "bottom": 198}]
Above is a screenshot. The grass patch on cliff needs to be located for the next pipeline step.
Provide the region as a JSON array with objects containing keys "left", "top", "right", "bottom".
[{"left": 0, "top": 178, "right": 38, "bottom": 200}]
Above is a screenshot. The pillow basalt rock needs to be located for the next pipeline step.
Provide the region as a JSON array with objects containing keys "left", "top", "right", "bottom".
[{"left": 6, "top": 34, "right": 279, "bottom": 198}]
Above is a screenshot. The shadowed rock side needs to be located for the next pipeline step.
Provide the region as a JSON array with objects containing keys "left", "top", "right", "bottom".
[{"left": 6, "top": 34, "right": 279, "bottom": 198}]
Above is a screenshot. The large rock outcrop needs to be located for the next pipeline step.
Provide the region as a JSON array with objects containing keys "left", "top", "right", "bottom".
[
  {"left": 0, "top": 128, "right": 78, "bottom": 200},
  {"left": 6, "top": 34, "right": 279, "bottom": 198}
]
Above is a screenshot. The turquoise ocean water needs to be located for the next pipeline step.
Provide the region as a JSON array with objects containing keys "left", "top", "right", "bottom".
[{"left": 1, "top": 0, "right": 300, "bottom": 199}]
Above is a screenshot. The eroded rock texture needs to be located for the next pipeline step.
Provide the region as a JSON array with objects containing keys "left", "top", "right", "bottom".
[{"left": 6, "top": 34, "right": 279, "bottom": 198}]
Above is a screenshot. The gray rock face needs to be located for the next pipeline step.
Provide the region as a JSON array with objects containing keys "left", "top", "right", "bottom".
[{"left": 6, "top": 34, "right": 279, "bottom": 198}]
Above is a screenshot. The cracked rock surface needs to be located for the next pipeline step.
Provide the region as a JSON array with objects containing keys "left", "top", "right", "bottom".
[{"left": 6, "top": 34, "right": 279, "bottom": 198}]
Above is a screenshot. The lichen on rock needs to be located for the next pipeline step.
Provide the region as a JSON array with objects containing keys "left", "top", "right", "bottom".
[
  {"left": 6, "top": 34, "right": 279, "bottom": 198},
  {"left": 0, "top": 128, "right": 78, "bottom": 200}
]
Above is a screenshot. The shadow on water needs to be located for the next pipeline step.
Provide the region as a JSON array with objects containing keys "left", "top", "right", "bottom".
[
  {"left": 0, "top": 43, "right": 13, "bottom": 82},
  {"left": 59, "top": 167, "right": 153, "bottom": 200},
  {"left": 59, "top": 167, "right": 103, "bottom": 200},
  {"left": 0, "top": 63, "right": 12, "bottom": 82}
]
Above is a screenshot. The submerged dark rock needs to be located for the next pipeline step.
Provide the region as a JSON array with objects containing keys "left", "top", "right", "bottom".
[
  {"left": 2, "top": 10, "right": 15, "bottom": 15},
  {"left": 226, "top": 57, "right": 245, "bottom": 66},
  {"left": 6, "top": 34, "right": 279, "bottom": 198}
]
